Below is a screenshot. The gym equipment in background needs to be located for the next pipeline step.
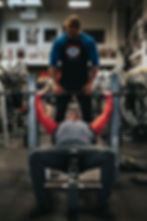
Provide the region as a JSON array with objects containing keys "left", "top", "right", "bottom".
[{"left": 0, "top": 80, "right": 9, "bottom": 147}]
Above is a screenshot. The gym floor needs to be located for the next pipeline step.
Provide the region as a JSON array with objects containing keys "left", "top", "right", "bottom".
[{"left": 0, "top": 141, "right": 147, "bottom": 221}]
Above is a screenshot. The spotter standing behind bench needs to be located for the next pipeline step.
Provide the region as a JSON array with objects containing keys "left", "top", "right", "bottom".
[
  {"left": 29, "top": 87, "right": 115, "bottom": 218},
  {"left": 49, "top": 14, "right": 99, "bottom": 123}
]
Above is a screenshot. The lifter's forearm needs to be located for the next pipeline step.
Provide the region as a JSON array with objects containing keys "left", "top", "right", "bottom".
[{"left": 90, "top": 94, "right": 113, "bottom": 134}]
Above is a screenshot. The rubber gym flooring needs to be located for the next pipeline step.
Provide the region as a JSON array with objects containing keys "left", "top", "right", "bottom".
[{"left": 0, "top": 142, "right": 147, "bottom": 221}]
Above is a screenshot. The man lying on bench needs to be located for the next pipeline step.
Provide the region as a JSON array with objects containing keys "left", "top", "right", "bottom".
[{"left": 29, "top": 87, "right": 115, "bottom": 218}]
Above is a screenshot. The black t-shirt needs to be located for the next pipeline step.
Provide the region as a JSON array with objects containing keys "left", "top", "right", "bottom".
[{"left": 60, "top": 39, "right": 90, "bottom": 91}]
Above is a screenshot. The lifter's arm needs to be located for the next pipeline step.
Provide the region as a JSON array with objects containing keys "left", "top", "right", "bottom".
[
  {"left": 35, "top": 95, "right": 58, "bottom": 135},
  {"left": 90, "top": 93, "right": 113, "bottom": 134}
]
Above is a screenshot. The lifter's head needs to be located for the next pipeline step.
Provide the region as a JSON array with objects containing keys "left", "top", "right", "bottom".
[
  {"left": 66, "top": 105, "right": 81, "bottom": 121},
  {"left": 64, "top": 14, "right": 81, "bottom": 38}
]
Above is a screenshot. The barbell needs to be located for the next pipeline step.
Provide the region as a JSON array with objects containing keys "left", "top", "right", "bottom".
[{"left": 0, "top": 90, "right": 147, "bottom": 97}]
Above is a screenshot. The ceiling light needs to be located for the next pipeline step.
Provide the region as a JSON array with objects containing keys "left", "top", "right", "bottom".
[
  {"left": 68, "top": 0, "right": 91, "bottom": 8},
  {"left": 7, "top": 0, "right": 42, "bottom": 7}
]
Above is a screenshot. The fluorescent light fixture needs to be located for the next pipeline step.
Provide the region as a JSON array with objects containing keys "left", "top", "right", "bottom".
[
  {"left": 68, "top": 0, "right": 91, "bottom": 8},
  {"left": 0, "top": 0, "right": 4, "bottom": 7},
  {"left": 7, "top": 0, "right": 42, "bottom": 7}
]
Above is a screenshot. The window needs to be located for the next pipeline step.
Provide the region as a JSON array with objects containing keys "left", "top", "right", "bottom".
[
  {"left": 44, "top": 29, "right": 57, "bottom": 42},
  {"left": 84, "top": 29, "right": 105, "bottom": 43},
  {"left": 6, "top": 29, "right": 19, "bottom": 43}
]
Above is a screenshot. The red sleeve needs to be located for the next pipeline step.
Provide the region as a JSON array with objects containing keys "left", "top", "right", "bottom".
[
  {"left": 35, "top": 95, "right": 58, "bottom": 135},
  {"left": 90, "top": 94, "right": 113, "bottom": 134}
]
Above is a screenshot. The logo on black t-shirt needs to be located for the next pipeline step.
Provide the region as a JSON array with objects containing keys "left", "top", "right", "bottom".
[{"left": 66, "top": 45, "right": 81, "bottom": 58}]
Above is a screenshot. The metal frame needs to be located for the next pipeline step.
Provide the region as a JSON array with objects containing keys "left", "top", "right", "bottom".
[
  {"left": 27, "top": 75, "right": 38, "bottom": 153},
  {"left": 109, "top": 73, "right": 121, "bottom": 180},
  {"left": 0, "top": 81, "right": 9, "bottom": 147}
]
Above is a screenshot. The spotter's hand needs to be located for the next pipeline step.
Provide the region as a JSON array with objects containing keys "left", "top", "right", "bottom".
[
  {"left": 53, "top": 83, "right": 66, "bottom": 95},
  {"left": 37, "top": 85, "right": 51, "bottom": 96},
  {"left": 82, "top": 82, "right": 93, "bottom": 95}
]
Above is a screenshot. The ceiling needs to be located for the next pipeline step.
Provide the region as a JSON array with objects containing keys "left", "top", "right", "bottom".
[
  {"left": 0, "top": 0, "right": 132, "bottom": 12},
  {"left": 42, "top": 0, "right": 116, "bottom": 12}
]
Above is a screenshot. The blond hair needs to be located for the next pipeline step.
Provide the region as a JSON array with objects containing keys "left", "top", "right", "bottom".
[{"left": 64, "top": 14, "right": 81, "bottom": 30}]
